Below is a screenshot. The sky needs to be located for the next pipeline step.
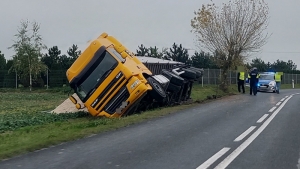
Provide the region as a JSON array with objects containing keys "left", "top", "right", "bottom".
[{"left": 1, "top": 0, "right": 300, "bottom": 69}]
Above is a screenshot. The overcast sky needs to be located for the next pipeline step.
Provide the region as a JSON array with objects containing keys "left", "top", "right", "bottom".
[{"left": 1, "top": 0, "right": 300, "bottom": 69}]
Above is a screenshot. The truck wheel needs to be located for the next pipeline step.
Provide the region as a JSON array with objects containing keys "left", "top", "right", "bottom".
[
  {"left": 147, "top": 77, "right": 166, "bottom": 102},
  {"left": 187, "top": 67, "right": 202, "bottom": 78},
  {"left": 167, "top": 83, "right": 181, "bottom": 92},
  {"left": 180, "top": 68, "right": 197, "bottom": 79},
  {"left": 162, "top": 69, "right": 185, "bottom": 86}
]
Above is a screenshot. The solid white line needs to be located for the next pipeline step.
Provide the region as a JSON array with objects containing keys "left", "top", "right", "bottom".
[
  {"left": 234, "top": 126, "right": 256, "bottom": 142},
  {"left": 280, "top": 98, "right": 285, "bottom": 102},
  {"left": 196, "top": 147, "right": 230, "bottom": 169},
  {"left": 257, "top": 114, "right": 269, "bottom": 123},
  {"left": 214, "top": 95, "right": 293, "bottom": 169},
  {"left": 276, "top": 102, "right": 282, "bottom": 106},
  {"left": 268, "top": 106, "right": 277, "bottom": 113}
]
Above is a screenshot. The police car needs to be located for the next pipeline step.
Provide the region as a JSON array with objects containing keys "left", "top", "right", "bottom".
[{"left": 257, "top": 72, "right": 276, "bottom": 93}]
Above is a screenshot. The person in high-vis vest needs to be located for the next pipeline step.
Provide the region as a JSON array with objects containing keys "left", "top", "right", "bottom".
[
  {"left": 237, "top": 71, "right": 245, "bottom": 93},
  {"left": 248, "top": 67, "right": 260, "bottom": 96},
  {"left": 274, "top": 72, "right": 282, "bottom": 94}
]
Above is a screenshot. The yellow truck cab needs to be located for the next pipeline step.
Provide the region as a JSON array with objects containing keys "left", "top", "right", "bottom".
[{"left": 66, "top": 33, "right": 158, "bottom": 118}]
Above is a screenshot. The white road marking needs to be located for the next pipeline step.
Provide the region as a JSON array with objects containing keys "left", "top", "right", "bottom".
[
  {"left": 257, "top": 114, "right": 269, "bottom": 123},
  {"left": 214, "top": 95, "right": 293, "bottom": 169},
  {"left": 268, "top": 107, "right": 277, "bottom": 113},
  {"left": 280, "top": 98, "right": 285, "bottom": 102},
  {"left": 276, "top": 102, "right": 281, "bottom": 106},
  {"left": 196, "top": 147, "right": 230, "bottom": 169},
  {"left": 234, "top": 126, "right": 256, "bottom": 142}
]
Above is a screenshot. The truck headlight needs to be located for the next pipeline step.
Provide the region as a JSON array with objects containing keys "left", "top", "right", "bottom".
[
  {"left": 269, "top": 81, "right": 276, "bottom": 86},
  {"left": 130, "top": 80, "right": 140, "bottom": 89}
]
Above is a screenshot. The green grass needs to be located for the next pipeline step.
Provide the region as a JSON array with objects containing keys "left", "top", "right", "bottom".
[
  {"left": 0, "top": 83, "right": 297, "bottom": 160},
  {"left": 281, "top": 83, "right": 300, "bottom": 89},
  {"left": 0, "top": 92, "right": 67, "bottom": 114}
]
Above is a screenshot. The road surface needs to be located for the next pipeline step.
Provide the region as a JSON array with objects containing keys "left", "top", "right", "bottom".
[{"left": 1, "top": 89, "right": 300, "bottom": 169}]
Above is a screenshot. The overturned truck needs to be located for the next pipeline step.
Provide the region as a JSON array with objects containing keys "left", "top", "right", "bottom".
[{"left": 66, "top": 33, "right": 203, "bottom": 118}]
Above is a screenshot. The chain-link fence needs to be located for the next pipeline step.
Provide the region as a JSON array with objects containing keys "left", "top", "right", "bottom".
[
  {"left": 0, "top": 69, "right": 69, "bottom": 88},
  {"left": 200, "top": 69, "right": 300, "bottom": 85},
  {"left": 0, "top": 68, "right": 299, "bottom": 88}
]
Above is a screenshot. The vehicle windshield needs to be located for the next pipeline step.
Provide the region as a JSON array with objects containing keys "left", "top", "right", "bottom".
[
  {"left": 259, "top": 74, "right": 274, "bottom": 80},
  {"left": 75, "top": 50, "right": 118, "bottom": 101}
]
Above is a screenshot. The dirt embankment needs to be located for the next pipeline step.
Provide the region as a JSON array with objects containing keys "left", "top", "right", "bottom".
[{"left": 52, "top": 93, "right": 88, "bottom": 114}]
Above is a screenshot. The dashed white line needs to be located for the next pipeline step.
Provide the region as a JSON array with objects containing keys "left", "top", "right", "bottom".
[
  {"left": 214, "top": 95, "right": 293, "bottom": 169},
  {"left": 234, "top": 126, "right": 256, "bottom": 142},
  {"left": 280, "top": 98, "right": 285, "bottom": 102},
  {"left": 276, "top": 102, "right": 282, "bottom": 106},
  {"left": 196, "top": 147, "right": 230, "bottom": 169},
  {"left": 257, "top": 114, "right": 269, "bottom": 123},
  {"left": 268, "top": 106, "right": 277, "bottom": 113}
]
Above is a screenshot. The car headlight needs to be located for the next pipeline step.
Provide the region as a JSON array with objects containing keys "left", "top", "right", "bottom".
[{"left": 269, "top": 81, "right": 276, "bottom": 86}]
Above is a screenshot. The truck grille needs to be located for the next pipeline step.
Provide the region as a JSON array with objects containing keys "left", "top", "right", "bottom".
[
  {"left": 92, "top": 71, "right": 127, "bottom": 112},
  {"left": 104, "top": 86, "right": 130, "bottom": 114}
]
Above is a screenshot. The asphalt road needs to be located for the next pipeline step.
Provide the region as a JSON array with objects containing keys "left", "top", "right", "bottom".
[{"left": 1, "top": 89, "right": 300, "bottom": 169}]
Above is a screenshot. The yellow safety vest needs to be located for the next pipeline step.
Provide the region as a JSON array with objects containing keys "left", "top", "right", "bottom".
[
  {"left": 275, "top": 74, "right": 281, "bottom": 82},
  {"left": 247, "top": 72, "right": 260, "bottom": 79},
  {"left": 239, "top": 72, "right": 245, "bottom": 80}
]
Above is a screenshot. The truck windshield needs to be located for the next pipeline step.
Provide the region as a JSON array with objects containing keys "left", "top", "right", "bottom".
[{"left": 75, "top": 51, "right": 118, "bottom": 101}]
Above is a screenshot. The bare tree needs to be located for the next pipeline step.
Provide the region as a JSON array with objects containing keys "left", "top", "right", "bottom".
[{"left": 191, "top": 0, "right": 270, "bottom": 91}]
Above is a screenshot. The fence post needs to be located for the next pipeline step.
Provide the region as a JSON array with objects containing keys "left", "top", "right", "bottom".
[{"left": 208, "top": 68, "right": 210, "bottom": 85}]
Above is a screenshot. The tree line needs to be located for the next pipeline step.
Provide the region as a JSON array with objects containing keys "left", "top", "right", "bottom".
[
  {"left": 0, "top": 0, "right": 299, "bottom": 91},
  {"left": 0, "top": 20, "right": 299, "bottom": 89}
]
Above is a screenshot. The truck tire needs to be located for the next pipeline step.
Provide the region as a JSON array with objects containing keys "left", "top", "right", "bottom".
[
  {"left": 180, "top": 68, "right": 197, "bottom": 79},
  {"left": 147, "top": 77, "right": 166, "bottom": 102},
  {"left": 187, "top": 67, "right": 202, "bottom": 78},
  {"left": 167, "top": 83, "right": 181, "bottom": 92},
  {"left": 162, "top": 69, "right": 185, "bottom": 86}
]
